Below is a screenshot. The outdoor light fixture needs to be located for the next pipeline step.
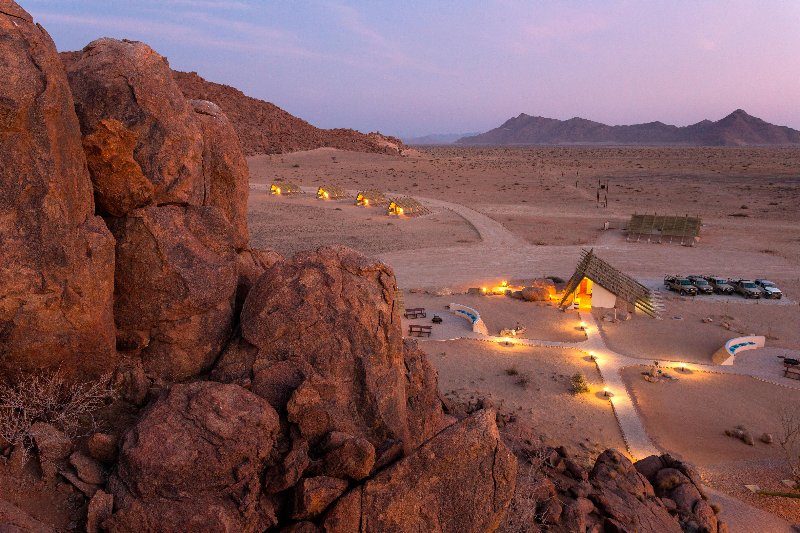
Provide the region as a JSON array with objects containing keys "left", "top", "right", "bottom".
[
  {"left": 603, "top": 386, "right": 610, "bottom": 397},
  {"left": 679, "top": 362, "right": 686, "bottom": 372},
  {"left": 580, "top": 321, "right": 587, "bottom": 329},
  {"left": 501, "top": 337, "right": 513, "bottom": 347}
]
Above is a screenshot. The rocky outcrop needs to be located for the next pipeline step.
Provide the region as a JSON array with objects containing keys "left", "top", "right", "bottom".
[
  {"left": 190, "top": 99, "right": 250, "bottom": 250},
  {"left": 172, "top": 70, "right": 406, "bottom": 156},
  {"left": 498, "top": 441, "right": 726, "bottom": 533},
  {"left": 324, "top": 410, "right": 516, "bottom": 533},
  {"left": 64, "top": 38, "right": 204, "bottom": 206},
  {"left": 214, "top": 246, "right": 448, "bottom": 456},
  {"left": 107, "top": 206, "right": 238, "bottom": 381},
  {"left": 107, "top": 382, "right": 280, "bottom": 532},
  {"left": 0, "top": 498, "right": 53, "bottom": 533},
  {"left": 0, "top": 0, "right": 117, "bottom": 378}
]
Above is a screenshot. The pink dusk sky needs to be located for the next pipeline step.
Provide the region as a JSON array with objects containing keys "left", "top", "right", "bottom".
[{"left": 25, "top": 0, "right": 800, "bottom": 137}]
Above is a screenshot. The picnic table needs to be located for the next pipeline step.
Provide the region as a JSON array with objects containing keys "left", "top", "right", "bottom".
[
  {"left": 404, "top": 308, "right": 426, "bottom": 319},
  {"left": 784, "top": 358, "right": 800, "bottom": 380},
  {"left": 408, "top": 324, "right": 432, "bottom": 337}
]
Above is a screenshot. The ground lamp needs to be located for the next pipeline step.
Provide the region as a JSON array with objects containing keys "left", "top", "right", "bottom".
[{"left": 603, "top": 386, "right": 611, "bottom": 397}]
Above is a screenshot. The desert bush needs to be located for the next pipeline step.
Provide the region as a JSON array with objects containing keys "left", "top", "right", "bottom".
[
  {"left": 569, "top": 373, "right": 590, "bottom": 395},
  {"left": 516, "top": 374, "right": 532, "bottom": 389},
  {"left": 0, "top": 370, "right": 115, "bottom": 459},
  {"left": 505, "top": 366, "right": 520, "bottom": 376}
]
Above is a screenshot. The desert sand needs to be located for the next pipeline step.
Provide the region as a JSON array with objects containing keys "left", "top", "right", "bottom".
[{"left": 248, "top": 145, "right": 800, "bottom": 526}]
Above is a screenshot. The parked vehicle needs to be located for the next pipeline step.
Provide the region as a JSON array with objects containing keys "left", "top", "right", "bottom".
[
  {"left": 755, "top": 279, "right": 783, "bottom": 299},
  {"left": 732, "top": 279, "right": 762, "bottom": 299},
  {"left": 664, "top": 275, "right": 698, "bottom": 296},
  {"left": 687, "top": 276, "right": 714, "bottom": 294},
  {"left": 704, "top": 276, "right": 735, "bottom": 294}
]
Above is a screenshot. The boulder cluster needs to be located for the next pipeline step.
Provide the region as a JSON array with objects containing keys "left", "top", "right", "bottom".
[{"left": 0, "top": 3, "right": 723, "bottom": 532}]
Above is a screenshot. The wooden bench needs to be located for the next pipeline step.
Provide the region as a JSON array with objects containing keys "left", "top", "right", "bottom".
[
  {"left": 404, "top": 308, "right": 426, "bottom": 319},
  {"left": 785, "top": 363, "right": 800, "bottom": 380},
  {"left": 408, "top": 325, "right": 432, "bottom": 337}
]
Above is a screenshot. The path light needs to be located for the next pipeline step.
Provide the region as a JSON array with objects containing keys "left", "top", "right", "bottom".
[
  {"left": 679, "top": 362, "right": 686, "bottom": 372},
  {"left": 501, "top": 336, "right": 514, "bottom": 347},
  {"left": 481, "top": 287, "right": 488, "bottom": 294},
  {"left": 603, "top": 386, "right": 612, "bottom": 398},
  {"left": 580, "top": 321, "right": 587, "bottom": 329}
]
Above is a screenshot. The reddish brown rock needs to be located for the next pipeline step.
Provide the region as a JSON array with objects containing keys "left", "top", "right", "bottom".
[
  {"left": 590, "top": 450, "right": 682, "bottom": 533},
  {"left": 325, "top": 410, "right": 516, "bottom": 533},
  {"left": 107, "top": 205, "right": 237, "bottom": 381},
  {"left": 64, "top": 38, "right": 203, "bottom": 206},
  {"left": 107, "top": 382, "right": 280, "bottom": 532},
  {"left": 69, "top": 451, "right": 106, "bottom": 485},
  {"left": 234, "top": 248, "right": 283, "bottom": 317},
  {"left": 291, "top": 476, "right": 348, "bottom": 520},
  {"left": 86, "top": 432, "right": 118, "bottom": 464},
  {"left": 190, "top": 99, "right": 250, "bottom": 249},
  {"left": 30, "top": 423, "right": 72, "bottom": 481},
  {"left": 86, "top": 490, "right": 113, "bottom": 533},
  {"left": 0, "top": 497, "right": 53, "bottom": 533},
  {"left": 81, "top": 118, "right": 154, "bottom": 216},
  {"left": 320, "top": 435, "right": 375, "bottom": 481},
  {"left": 218, "top": 246, "right": 447, "bottom": 456},
  {"left": 0, "top": 2, "right": 117, "bottom": 379}
]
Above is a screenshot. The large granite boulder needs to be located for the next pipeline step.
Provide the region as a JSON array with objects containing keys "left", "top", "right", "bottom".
[
  {"left": 107, "top": 382, "right": 280, "bottom": 532},
  {"left": 107, "top": 206, "right": 237, "bottom": 381},
  {"left": 190, "top": 99, "right": 250, "bottom": 250},
  {"left": 213, "top": 247, "right": 448, "bottom": 459},
  {"left": 64, "top": 37, "right": 203, "bottom": 207},
  {"left": 0, "top": 1, "right": 117, "bottom": 378},
  {"left": 323, "top": 410, "right": 516, "bottom": 533}
]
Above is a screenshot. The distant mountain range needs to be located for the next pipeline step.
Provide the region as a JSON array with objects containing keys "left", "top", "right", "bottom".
[
  {"left": 456, "top": 110, "right": 800, "bottom": 146},
  {"left": 404, "top": 132, "right": 480, "bottom": 145}
]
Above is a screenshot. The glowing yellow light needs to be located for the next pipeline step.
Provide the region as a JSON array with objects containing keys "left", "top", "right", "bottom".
[
  {"left": 323, "top": 191, "right": 329, "bottom": 199},
  {"left": 501, "top": 336, "right": 513, "bottom": 346},
  {"left": 603, "top": 386, "right": 610, "bottom": 397},
  {"left": 481, "top": 287, "right": 488, "bottom": 293},
  {"left": 398, "top": 207, "right": 404, "bottom": 215},
  {"left": 580, "top": 321, "right": 587, "bottom": 329},
  {"left": 364, "top": 199, "right": 369, "bottom": 206}
]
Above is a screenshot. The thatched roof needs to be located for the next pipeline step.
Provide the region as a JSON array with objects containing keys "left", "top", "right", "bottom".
[
  {"left": 559, "top": 249, "right": 662, "bottom": 318},
  {"left": 627, "top": 214, "right": 701, "bottom": 244},
  {"left": 388, "top": 196, "right": 429, "bottom": 216}
]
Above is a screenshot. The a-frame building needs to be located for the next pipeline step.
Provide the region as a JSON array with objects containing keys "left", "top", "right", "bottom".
[{"left": 559, "top": 249, "right": 662, "bottom": 318}]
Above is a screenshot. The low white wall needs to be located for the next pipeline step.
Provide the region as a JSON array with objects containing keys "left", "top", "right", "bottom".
[
  {"left": 449, "top": 303, "right": 489, "bottom": 335},
  {"left": 715, "top": 335, "right": 766, "bottom": 366}
]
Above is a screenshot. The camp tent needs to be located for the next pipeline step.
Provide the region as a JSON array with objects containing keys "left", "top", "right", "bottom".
[
  {"left": 356, "top": 190, "right": 386, "bottom": 207},
  {"left": 271, "top": 182, "right": 301, "bottom": 195},
  {"left": 317, "top": 185, "right": 347, "bottom": 200},
  {"left": 388, "top": 197, "right": 429, "bottom": 217},
  {"left": 626, "top": 214, "right": 701, "bottom": 245},
  {"left": 559, "top": 249, "right": 663, "bottom": 318}
]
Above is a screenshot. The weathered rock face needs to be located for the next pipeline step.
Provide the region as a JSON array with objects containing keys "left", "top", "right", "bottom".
[
  {"left": 190, "top": 99, "right": 250, "bottom": 250},
  {"left": 64, "top": 38, "right": 203, "bottom": 207},
  {"left": 323, "top": 410, "right": 517, "bottom": 533},
  {"left": 107, "top": 382, "right": 280, "bottom": 532},
  {"left": 0, "top": 498, "right": 53, "bottom": 533},
  {"left": 107, "top": 206, "right": 237, "bottom": 381},
  {"left": 81, "top": 118, "right": 154, "bottom": 216},
  {"left": 214, "top": 246, "right": 448, "bottom": 457},
  {"left": 0, "top": 1, "right": 117, "bottom": 378}
]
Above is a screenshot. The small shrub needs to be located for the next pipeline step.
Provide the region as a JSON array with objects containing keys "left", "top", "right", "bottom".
[
  {"left": 292, "top": 163, "right": 300, "bottom": 168},
  {"left": 505, "top": 366, "right": 520, "bottom": 376},
  {"left": 516, "top": 374, "right": 532, "bottom": 389},
  {"left": 569, "top": 373, "right": 590, "bottom": 395},
  {"left": 0, "top": 370, "right": 115, "bottom": 459}
]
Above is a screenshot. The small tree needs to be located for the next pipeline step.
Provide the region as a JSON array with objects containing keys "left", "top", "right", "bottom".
[{"left": 569, "top": 373, "right": 590, "bottom": 395}]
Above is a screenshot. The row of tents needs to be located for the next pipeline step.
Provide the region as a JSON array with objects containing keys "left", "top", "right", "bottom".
[{"left": 270, "top": 182, "right": 429, "bottom": 217}]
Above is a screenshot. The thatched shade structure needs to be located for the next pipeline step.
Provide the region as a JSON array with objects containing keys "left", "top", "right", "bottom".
[
  {"left": 388, "top": 197, "right": 429, "bottom": 217},
  {"left": 317, "top": 185, "right": 347, "bottom": 200},
  {"left": 271, "top": 182, "right": 301, "bottom": 195},
  {"left": 356, "top": 190, "right": 386, "bottom": 207}
]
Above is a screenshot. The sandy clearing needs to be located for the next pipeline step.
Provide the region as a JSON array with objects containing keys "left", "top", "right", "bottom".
[{"left": 421, "top": 339, "right": 626, "bottom": 464}]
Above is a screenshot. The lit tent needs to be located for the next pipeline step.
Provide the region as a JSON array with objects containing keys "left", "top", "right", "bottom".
[
  {"left": 388, "top": 197, "right": 429, "bottom": 217},
  {"left": 559, "top": 248, "right": 663, "bottom": 318},
  {"left": 355, "top": 190, "right": 386, "bottom": 207},
  {"left": 271, "top": 182, "right": 301, "bottom": 195},
  {"left": 317, "top": 185, "right": 347, "bottom": 200}
]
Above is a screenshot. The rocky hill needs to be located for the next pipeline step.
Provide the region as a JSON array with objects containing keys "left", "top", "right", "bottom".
[
  {"left": 171, "top": 70, "right": 406, "bottom": 156},
  {"left": 2, "top": 3, "right": 724, "bottom": 531},
  {"left": 458, "top": 110, "right": 800, "bottom": 146}
]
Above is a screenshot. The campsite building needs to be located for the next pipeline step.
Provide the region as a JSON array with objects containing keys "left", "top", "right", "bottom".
[
  {"left": 317, "top": 185, "right": 347, "bottom": 200},
  {"left": 271, "top": 182, "right": 301, "bottom": 195},
  {"left": 356, "top": 190, "right": 387, "bottom": 207},
  {"left": 388, "top": 197, "right": 429, "bottom": 217},
  {"left": 559, "top": 249, "right": 662, "bottom": 318}
]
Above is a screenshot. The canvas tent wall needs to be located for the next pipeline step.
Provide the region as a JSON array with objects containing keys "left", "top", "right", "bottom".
[{"left": 559, "top": 249, "right": 662, "bottom": 318}]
